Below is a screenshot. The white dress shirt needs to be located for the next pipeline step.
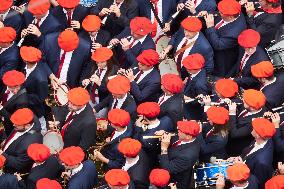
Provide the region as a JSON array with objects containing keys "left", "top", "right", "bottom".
[
  {"left": 240, "top": 53, "right": 251, "bottom": 70},
  {"left": 134, "top": 68, "right": 153, "bottom": 84},
  {"left": 111, "top": 94, "right": 128, "bottom": 109},
  {"left": 158, "top": 94, "right": 172, "bottom": 105},
  {"left": 0, "top": 9, "right": 10, "bottom": 22},
  {"left": 58, "top": 50, "right": 74, "bottom": 83},
  {"left": 230, "top": 182, "right": 249, "bottom": 189},
  {"left": 246, "top": 140, "right": 267, "bottom": 157},
  {"left": 25, "top": 64, "right": 37, "bottom": 79},
  {"left": 111, "top": 127, "right": 127, "bottom": 141},
  {"left": 32, "top": 10, "right": 49, "bottom": 27},
  {"left": 0, "top": 42, "right": 14, "bottom": 55},
  {"left": 260, "top": 77, "right": 277, "bottom": 91},
  {"left": 147, "top": 120, "right": 160, "bottom": 130},
  {"left": 131, "top": 35, "right": 147, "bottom": 47},
  {"left": 122, "top": 156, "right": 139, "bottom": 171},
  {"left": 71, "top": 163, "right": 83, "bottom": 177},
  {"left": 63, "top": 8, "right": 74, "bottom": 20},
  {"left": 215, "top": 16, "right": 240, "bottom": 30}
]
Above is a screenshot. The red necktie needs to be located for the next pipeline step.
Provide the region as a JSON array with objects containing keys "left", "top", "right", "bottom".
[
  {"left": 238, "top": 110, "right": 248, "bottom": 118},
  {"left": 215, "top": 20, "right": 225, "bottom": 30},
  {"left": 151, "top": 0, "right": 159, "bottom": 38},
  {"left": 112, "top": 99, "right": 118, "bottom": 109},
  {"left": 67, "top": 11, "right": 72, "bottom": 26},
  {"left": 110, "top": 131, "right": 115, "bottom": 140},
  {"left": 158, "top": 95, "right": 165, "bottom": 105},
  {"left": 134, "top": 71, "right": 144, "bottom": 82},
  {"left": 206, "top": 129, "right": 214, "bottom": 138},
  {"left": 2, "top": 130, "right": 17, "bottom": 150},
  {"left": 56, "top": 50, "right": 68, "bottom": 78},
  {"left": 171, "top": 140, "right": 181, "bottom": 147},
  {"left": 61, "top": 112, "right": 74, "bottom": 139},
  {"left": 176, "top": 39, "right": 188, "bottom": 73},
  {"left": 239, "top": 53, "right": 249, "bottom": 72},
  {"left": 91, "top": 69, "right": 104, "bottom": 103},
  {"left": 35, "top": 18, "right": 41, "bottom": 28},
  {"left": 1, "top": 90, "right": 10, "bottom": 105}
]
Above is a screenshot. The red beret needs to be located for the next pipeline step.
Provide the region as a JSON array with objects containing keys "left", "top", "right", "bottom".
[
  {"left": 20, "top": 46, "right": 42, "bottom": 63},
  {"left": 252, "top": 118, "right": 276, "bottom": 139},
  {"left": 215, "top": 79, "right": 238, "bottom": 98},
  {"left": 149, "top": 169, "right": 170, "bottom": 187},
  {"left": 243, "top": 89, "right": 266, "bottom": 109},
  {"left": 218, "top": 0, "right": 241, "bottom": 15},
  {"left": 251, "top": 61, "right": 274, "bottom": 78},
  {"left": 107, "top": 75, "right": 130, "bottom": 95},
  {"left": 2, "top": 70, "right": 25, "bottom": 87},
  {"left": 105, "top": 169, "right": 130, "bottom": 186},
  {"left": 10, "top": 108, "right": 34, "bottom": 126},
  {"left": 137, "top": 49, "right": 159, "bottom": 66},
  {"left": 177, "top": 120, "right": 200, "bottom": 137},
  {"left": 161, "top": 74, "right": 184, "bottom": 94},
  {"left": 108, "top": 109, "right": 130, "bottom": 127},
  {"left": 0, "top": 0, "right": 13, "bottom": 11},
  {"left": 137, "top": 102, "right": 160, "bottom": 118},
  {"left": 265, "top": 175, "right": 284, "bottom": 189},
  {"left": 82, "top": 15, "right": 101, "bottom": 32},
  {"left": 130, "top": 17, "right": 153, "bottom": 36},
  {"left": 28, "top": 0, "right": 50, "bottom": 15},
  {"left": 0, "top": 27, "right": 16, "bottom": 43},
  {"left": 67, "top": 87, "right": 90, "bottom": 106},
  {"left": 206, "top": 106, "right": 229, "bottom": 125},
  {"left": 227, "top": 163, "right": 250, "bottom": 182},
  {"left": 59, "top": 146, "right": 85, "bottom": 166},
  {"left": 58, "top": 30, "right": 79, "bottom": 52},
  {"left": 91, "top": 47, "right": 113, "bottom": 62},
  {"left": 57, "top": 0, "right": 79, "bottom": 8},
  {"left": 36, "top": 178, "right": 62, "bottom": 189},
  {"left": 182, "top": 53, "right": 205, "bottom": 70},
  {"left": 27, "top": 143, "right": 50, "bottom": 162},
  {"left": 0, "top": 155, "right": 6, "bottom": 168},
  {"left": 238, "top": 29, "right": 261, "bottom": 48},
  {"left": 118, "top": 138, "right": 142, "bottom": 158},
  {"left": 181, "top": 17, "right": 202, "bottom": 32}
]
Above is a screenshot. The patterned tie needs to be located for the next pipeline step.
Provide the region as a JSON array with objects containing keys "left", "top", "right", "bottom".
[
  {"left": 66, "top": 11, "right": 72, "bottom": 26},
  {"left": 134, "top": 71, "right": 144, "bottom": 82},
  {"left": 1, "top": 90, "right": 10, "bottom": 105},
  {"left": 158, "top": 95, "right": 165, "bottom": 105},
  {"left": 35, "top": 18, "right": 41, "bottom": 28},
  {"left": 56, "top": 50, "right": 68, "bottom": 78},
  {"left": 176, "top": 39, "right": 188, "bottom": 73},
  {"left": 112, "top": 99, "right": 118, "bottom": 109},
  {"left": 60, "top": 112, "right": 74, "bottom": 139},
  {"left": 215, "top": 20, "right": 225, "bottom": 30},
  {"left": 239, "top": 53, "right": 250, "bottom": 72},
  {"left": 90, "top": 68, "right": 104, "bottom": 103}
]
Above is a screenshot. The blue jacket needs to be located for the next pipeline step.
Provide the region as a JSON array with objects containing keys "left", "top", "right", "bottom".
[
  {"left": 179, "top": 0, "right": 216, "bottom": 16},
  {"left": 3, "top": 9, "right": 23, "bottom": 37}
]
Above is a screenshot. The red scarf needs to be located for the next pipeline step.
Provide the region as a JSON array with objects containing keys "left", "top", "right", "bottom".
[{"left": 263, "top": 6, "right": 282, "bottom": 13}]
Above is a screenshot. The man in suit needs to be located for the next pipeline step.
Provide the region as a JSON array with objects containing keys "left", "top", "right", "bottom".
[
  {"left": 204, "top": 0, "right": 247, "bottom": 77},
  {"left": 0, "top": 27, "right": 19, "bottom": 92},
  {"left": 41, "top": 30, "right": 91, "bottom": 89},
  {"left": 1, "top": 108, "right": 43, "bottom": 174},
  {"left": 90, "top": 0, "right": 139, "bottom": 37},
  {"left": 50, "top": 87, "right": 96, "bottom": 151},
  {"left": 122, "top": 49, "right": 161, "bottom": 104},
  {"left": 177, "top": 0, "right": 216, "bottom": 17},
  {"left": 149, "top": 169, "right": 171, "bottom": 188},
  {"left": 159, "top": 120, "right": 201, "bottom": 189},
  {"left": 59, "top": 146, "right": 98, "bottom": 189},
  {"left": 0, "top": 70, "right": 29, "bottom": 136},
  {"left": 104, "top": 169, "right": 135, "bottom": 189}
]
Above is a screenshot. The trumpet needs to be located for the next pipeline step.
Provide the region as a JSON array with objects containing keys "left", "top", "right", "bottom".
[{"left": 143, "top": 133, "right": 177, "bottom": 139}]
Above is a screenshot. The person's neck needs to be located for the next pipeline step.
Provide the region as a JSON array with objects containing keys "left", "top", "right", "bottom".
[
  {"left": 255, "top": 138, "right": 266, "bottom": 145},
  {"left": 126, "top": 155, "right": 139, "bottom": 163},
  {"left": 148, "top": 118, "right": 159, "bottom": 125},
  {"left": 27, "top": 63, "right": 36, "bottom": 69}
]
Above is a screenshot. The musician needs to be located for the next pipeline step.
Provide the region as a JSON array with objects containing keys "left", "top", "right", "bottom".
[
  {"left": 35, "top": 178, "right": 62, "bottom": 189},
  {"left": 251, "top": 61, "right": 284, "bottom": 109},
  {"left": 160, "top": 16, "right": 214, "bottom": 75},
  {"left": 94, "top": 75, "right": 137, "bottom": 120},
  {"left": 265, "top": 175, "right": 284, "bottom": 189},
  {"left": 93, "top": 109, "right": 132, "bottom": 169},
  {"left": 41, "top": 30, "right": 91, "bottom": 89},
  {"left": 204, "top": 0, "right": 247, "bottom": 78},
  {"left": 227, "top": 89, "right": 267, "bottom": 156},
  {"left": 157, "top": 74, "right": 184, "bottom": 125},
  {"left": 58, "top": 146, "right": 97, "bottom": 189},
  {"left": 271, "top": 112, "right": 284, "bottom": 163},
  {"left": 149, "top": 168, "right": 171, "bottom": 189},
  {"left": 90, "top": 0, "right": 139, "bottom": 37},
  {"left": 183, "top": 53, "right": 211, "bottom": 120},
  {"left": 159, "top": 120, "right": 200, "bottom": 189},
  {"left": 0, "top": 70, "right": 28, "bottom": 136},
  {"left": 0, "top": 27, "right": 19, "bottom": 92},
  {"left": 244, "top": 0, "right": 282, "bottom": 48},
  {"left": 118, "top": 138, "right": 150, "bottom": 188},
  {"left": 51, "top": 87, "right": 96, "bottom": 151},
  {"left": 1, "top": 108, "right": 43, "bottom": 174},
  {"left": 104, "top": 169, "right": 135, "bottom": 189},
  {"left": 122, "top": 49, "right": 161, "bottom": 103}
]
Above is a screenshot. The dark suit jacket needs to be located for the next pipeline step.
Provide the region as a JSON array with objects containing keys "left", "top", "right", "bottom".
[
  {"left": 179, "top": 0, "right": 216, "bottom": 16},
  {"left": 0, "top": 173, "right": 21, "bottom": 189},
  {"left": 3, "top": 9, "right": 23, "bottom": 36},
  {"left": 78, "top": 29, "right": 111, "bottom": 47},
  {"left": 273, "top": 126, "right": 284, "bottom": 162},
  {"left": 205, "top": 14, "right": 247, "bottom": 77},
  {"left": 52, "top": 104, "right": 97, "bottom": 151}
]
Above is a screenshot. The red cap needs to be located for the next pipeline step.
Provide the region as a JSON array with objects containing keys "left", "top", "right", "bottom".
[
  {"left": 265, "top": 175, "right": 284, "bottom": 189},
  {"left": 91, "top": 47, "right": 113, "bottom": 62},
  {"left": 251, "top": 61, "right": 274, "bottom": 78},
  {"left": 20, "top": 46, "right": 42, "bottom": 63},
  {"left": 10, "top": 108, "right": 34, "bottom": 126},
  {"left": 0, "top": 155, "right": 6, "bottom": 168},
  {"left": 67, "top": 87, "right": 90, "bottom": 106},
  {"left": 108, "top": 109, "right": 130, "bottom": 127},
  {"left": 36, "top": 178, "right": 62, "bottom": 189},
  {"left": 227, "top": 163, "right": 250, "bottom": 182},
  {"left": 243, "top": 89, "right": 266, "bottom": 109},
  {"left": 238, "top": 29, "right": 261, "bottom": 48},
  {"left": 161, "top": 74, "right": 184, "bottom": 94},
  {"left": 28, "top": 0, "right": 50, "bottom": 15},
  {"left": 59, "top": 146, "right": 85, "bottom": 166},
  {"left": 182, "top": 53, "right": 205, "bottom": 70},
  {"left": 58, "top": 30, "right": 79, "bottom": 52},
  {"left": 149, "top": 169, "right": 170, "bottom": 187},
  {"left": 181, "top": 17, "right": 202, "bottom": 32},
  {"left": 137, "top": 102, "right": 160, "bottom": 118},
  {"left": 105, "top": 169, "right": 130, "bottom": 186},
  {"left": 137, "top": 49, "right": 159, "bottom": 66},
  {"left": 27, "top": 143, "right": 51, "bottom": 162},
  {"left": 57, "top": 0, "right": 79, "bottom": 8},
  {"left": 218, "top": 0, "right": 241, "bottom": 15},
  {"left": 118, "top": 138, "right": 142, "bottom": 158},
  {"left": 0, "top": 0, "right": 12, "bottom": 11},
  {"left": 130, "top": 17, "right": 153, "bottom": 36},
  {"left": 82, "top": 15, "right": 101, "bottom": 32},
  {"left": 252, "top": 118, "right": 276, "bottom": 139},
  {"left": 0, "top": 27, "right": 16, "bottom": 43},
  {"left": 206, "top": 106, "right": 229, "bottom": 125},
  {"left": 107, "top": 75, "right": 130, "bottom": 95},
  {"left": 177, "top": 120, "right": 200, "bottom": 137},
  {"left": 2, "top": 70, "right": 25, "bottom": 87},
  {"left": 215, "top": 79, "right": 238, "bottom": 98}
]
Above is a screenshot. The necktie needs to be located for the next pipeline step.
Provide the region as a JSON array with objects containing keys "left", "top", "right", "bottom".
[
  {"left": 151, "top": 0, "right": 159, "bottom": 38},
  {"left": 66, "top": 11, "right": 72, "bottom": 26},
  {"left": 112, "top": 99, "right": 118, "bottom": 109},
  {"left": 134, "top": 71, "right": 144, "bottom": 82},
  {"left": 176, "top": 39, "right": 188, "bottom": 73},
  {"left": 239, "top": 53, "right": 250, "bottom": 72},
  {"left": 215, "top": 20, "right": 225, "bottom": 30},
  {"left": 1, "top": 90, "right": 10, "bottom": 105},
  {"left": 238, "top": 110, "right": 248, "bottom": 118},
  {"left": 56, "top": 50, "right": 67, "bottom": 78},
  {"left": 110, "top": 131, "right": 115, "bottom": 140},
  {"left": 0, "top": 15, "right": 4, "bottom": 22},
  {"left": 60, "top": 112, "right": 74, "bottom": 139},
  {"left": 35, "top": 18, "right": 41, "bottom": 28},
  {"left": 129, "top": 39, "right": 136, "bottom": 49},
  {"left": 171, "top": 140, "right": 181, "bottom": 147},
  {"left": 2, "top": 130, "right": 17, "bottom": 150},
  {"left": 158, "top": 95, "right": 165, "bottom": 105},
  {"left": 206, "top": 129, "right": 214, "bottom": 138},
  {"left": 90, "top": 69, "right": 104, "bottom": 103}
]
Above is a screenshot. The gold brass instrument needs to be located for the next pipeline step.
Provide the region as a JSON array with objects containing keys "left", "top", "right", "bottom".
[{"left": 143, "top": 133, "right": 177, "bottom": 139}]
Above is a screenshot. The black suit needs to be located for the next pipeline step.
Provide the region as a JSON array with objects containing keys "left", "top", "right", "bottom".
[
  {"left": 0, "top": 173, "right": 21, "bottom": 189},
  {"left": 3, "top": 9, "right": 23, "bottom": 37},
  {"left": 79, "top": 29, "right": 111, "bottom": 47}
]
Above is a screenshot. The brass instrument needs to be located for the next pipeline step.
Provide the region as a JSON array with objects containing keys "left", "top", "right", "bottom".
[{"left": 143, "top": 133, "right": 177, "bottom": 139}]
